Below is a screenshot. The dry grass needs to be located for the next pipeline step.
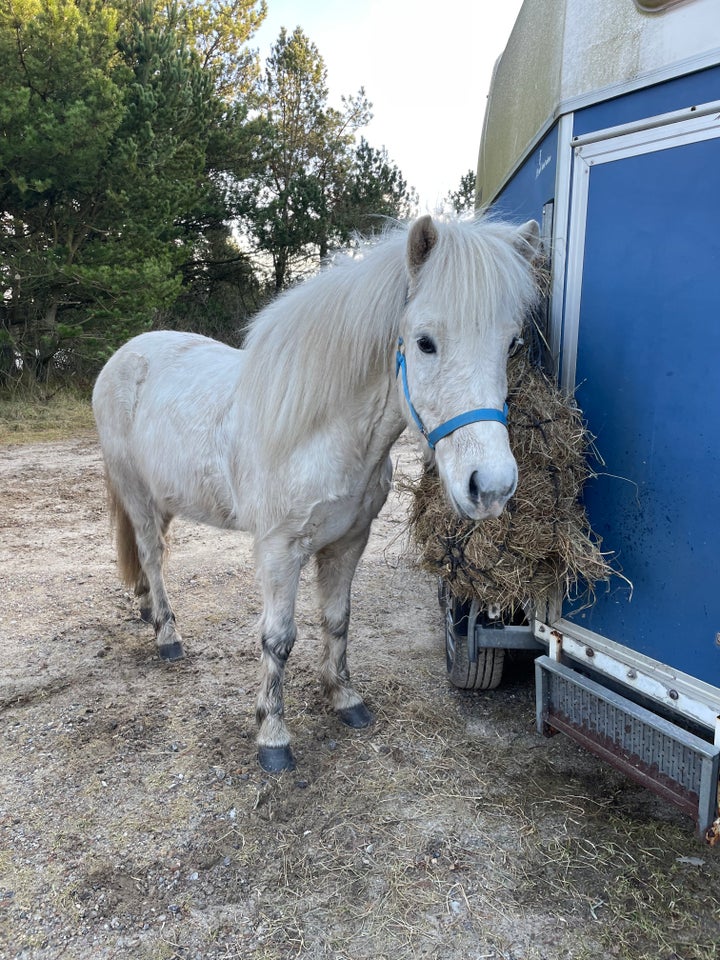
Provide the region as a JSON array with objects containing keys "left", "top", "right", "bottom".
[
  {"left": 3, "top": 558, "right": 719, "bottom": 960},
  {"left": 402, "top": 330, "right": 620, "bottom": 613},
  {"left": 0, "top": 388, "right": 95, "bottom": 445}
]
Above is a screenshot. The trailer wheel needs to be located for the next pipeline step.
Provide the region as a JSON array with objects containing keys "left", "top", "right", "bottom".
[{"left": 443, "top": 592, "right": 505, "bottom": 691}]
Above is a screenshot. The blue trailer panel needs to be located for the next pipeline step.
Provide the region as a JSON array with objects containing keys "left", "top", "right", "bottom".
[
  {"left": 489, "top": 127, "right": 558, "bottom": 225},
  {"left": 565, "top": 131, "right": 720, "bottom": 681}
]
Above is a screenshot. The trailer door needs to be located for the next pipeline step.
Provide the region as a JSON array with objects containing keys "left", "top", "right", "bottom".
[{"left": 561, "top": 105, "right": 720, "bottom": 682}]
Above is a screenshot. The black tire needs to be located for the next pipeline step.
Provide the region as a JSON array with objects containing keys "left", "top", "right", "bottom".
[{"left": 441, "top": 590, "right": 505, "bottom": 691}]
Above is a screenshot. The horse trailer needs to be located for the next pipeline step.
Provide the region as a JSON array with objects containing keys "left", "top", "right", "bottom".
[{"left": 451, "top": 0, "right": 720, "bottom": 838}]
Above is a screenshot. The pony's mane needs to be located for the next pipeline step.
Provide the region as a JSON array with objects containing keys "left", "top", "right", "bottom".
[
  {"left": 242, "top": 226, "right": 409, "bottom": 454},
  {"left": 241, "top": 216, "right": 539, "bottom": 460}
]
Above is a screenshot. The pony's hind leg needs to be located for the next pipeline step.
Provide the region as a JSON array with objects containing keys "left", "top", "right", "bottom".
[
  {"left": 134, "top": 570, "right": 153, "bottom": 624},
  {"left": 315, "top": 525, "right": 374, "bottom": 730},
  {"left": 254, "top": 539, "right": 303, "bottom": 772},
  {"left": 137, "top": 512, "right": 184, "bottom": 661},
  {"left": 111, "top": 482, "right": 183, "bottom": 661}
]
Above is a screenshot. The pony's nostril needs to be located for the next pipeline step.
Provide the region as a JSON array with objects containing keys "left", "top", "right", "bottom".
[{"left": 468, "top": 473, "right": 515, "bottom": 508}]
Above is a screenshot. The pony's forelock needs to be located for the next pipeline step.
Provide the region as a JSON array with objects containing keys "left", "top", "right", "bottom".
[{"left": 409, "top": 215, "right": 539, "bottom": 333}]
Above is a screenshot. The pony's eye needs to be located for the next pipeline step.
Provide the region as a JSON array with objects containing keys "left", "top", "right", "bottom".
[
  {"left": 416, "top": 335, "right": 437, "bottom": 355},
  {"left": 508, "top": 336, "right": 524, "bottom": 357}
]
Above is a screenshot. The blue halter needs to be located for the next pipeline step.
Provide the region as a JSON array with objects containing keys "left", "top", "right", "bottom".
[{"left": 395, "top": 337, "right": 509, "bottom": 450}]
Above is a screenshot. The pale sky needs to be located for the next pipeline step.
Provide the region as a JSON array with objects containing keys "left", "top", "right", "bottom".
[{"left": 251, "top": 1, "right": 525, "bottom": 212}]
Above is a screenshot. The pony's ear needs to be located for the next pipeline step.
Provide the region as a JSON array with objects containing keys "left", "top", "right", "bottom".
[
  {"left": 407, "top": 215, "right": 438, "bottom": 275},
  {"left": 513, "top": 219, "right": 541, "bottom": 261}
]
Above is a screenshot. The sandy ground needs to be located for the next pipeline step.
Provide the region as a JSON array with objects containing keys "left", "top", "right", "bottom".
[{"left": 1, "top": 432, "right": 719, "bottom": 960}]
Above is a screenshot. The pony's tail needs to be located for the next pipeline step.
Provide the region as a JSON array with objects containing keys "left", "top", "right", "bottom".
[{"left": 106, "top": 475, "right": 143, "bottom": 591}]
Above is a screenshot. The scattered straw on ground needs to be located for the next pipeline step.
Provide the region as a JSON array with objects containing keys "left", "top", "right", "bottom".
[{"left": 402, "top": 328, "right": 618, "bottom": 612}]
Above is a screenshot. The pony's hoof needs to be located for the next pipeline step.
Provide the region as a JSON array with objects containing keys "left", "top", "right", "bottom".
[
  {"left": 336, "top": 703, "right": 374, "bottom": 729},
  {"left": 158, "top": 640, "right": 184, "bottom": 661},
  {"left": 258, "top": 745, "right": 296, "bottom": 773}
]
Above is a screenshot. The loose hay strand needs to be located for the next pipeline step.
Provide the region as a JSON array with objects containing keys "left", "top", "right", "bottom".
[{"left": 402, "top": 327, "right": 621, "bottom": 612}]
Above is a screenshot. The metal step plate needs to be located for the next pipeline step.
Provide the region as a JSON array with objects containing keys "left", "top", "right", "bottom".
[{"left": 535, "top": 655, "right": 720, "bottom": 838}]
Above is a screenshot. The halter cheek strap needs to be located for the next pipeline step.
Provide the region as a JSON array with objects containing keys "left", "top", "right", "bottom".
[{"left": 395, "top": 338, "right": 509, "bottom": 450}]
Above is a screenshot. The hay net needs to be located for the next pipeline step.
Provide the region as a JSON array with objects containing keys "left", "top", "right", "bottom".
[{"left": 402, "top": 317, "right": 617, "bottom": 618}]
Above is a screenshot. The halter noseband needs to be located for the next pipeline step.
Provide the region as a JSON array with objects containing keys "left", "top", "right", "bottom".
[{"left": 395, "top": 337, "right": 509, "bottom": 450}]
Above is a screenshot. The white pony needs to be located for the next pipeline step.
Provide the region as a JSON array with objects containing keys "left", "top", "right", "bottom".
[{"left": 93, "top": 214, "right": 540, "bottom": 771}]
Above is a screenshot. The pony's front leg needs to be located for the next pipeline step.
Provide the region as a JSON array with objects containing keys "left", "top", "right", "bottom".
[
  {"left": 255, "top": 542, "right": 303, "bottom": 773},
  {"left": 316, "top": 524, "right": 375, "bottom": 729}
]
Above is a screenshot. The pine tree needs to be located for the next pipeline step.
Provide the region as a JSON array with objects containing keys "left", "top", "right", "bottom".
[
  {"left": 446, "top": 169, "right": 476, "bottom": 215},
  {"left": 0, "top": 0, "right": 264, "bottom": 383},
  {"left": 244, "top": 27, "right": 415, "bottom": 291}
]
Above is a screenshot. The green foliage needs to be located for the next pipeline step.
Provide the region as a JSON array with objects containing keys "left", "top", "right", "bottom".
[
  {"left": 179, "top": 0, "right": 267, "bottom": 98},
  {"left": 339, "top": 138, "right": 418, "bottom": 236},
  {"left": 0, "top": 1, "right": 416, "bottom": 390},
  {"left": 446, "top": 169, "right": 476, "bottom": 214},
  {"left": 166, "top": 228, "right": 264, "bottom": 347},
  {"left": 0, "top": 0, "right": 264, "bottom": 385},
  {"left": 244, "top": 27, "right": 416, "bottom": 290}
]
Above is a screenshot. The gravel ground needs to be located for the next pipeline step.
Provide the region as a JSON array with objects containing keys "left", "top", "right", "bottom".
[{"left": 1, "top": 432, "right": 719, "bottom": 960}]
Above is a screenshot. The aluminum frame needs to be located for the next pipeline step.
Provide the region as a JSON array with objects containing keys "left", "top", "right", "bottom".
[{"left": 535, "top": 620, "right": 720, "bottom": 743}]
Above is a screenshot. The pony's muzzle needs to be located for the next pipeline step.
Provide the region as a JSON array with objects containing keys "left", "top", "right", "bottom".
[{"left": 466, "top": 469, "right": 517, "bottom": 519}]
